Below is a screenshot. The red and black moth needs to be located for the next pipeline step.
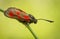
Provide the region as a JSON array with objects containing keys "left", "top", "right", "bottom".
[
  {"left": 0, "top": 7, "right": 54, "bottom": 24},
  {"left": 0, "top": 7, "right": 54, "bottom": 39}
]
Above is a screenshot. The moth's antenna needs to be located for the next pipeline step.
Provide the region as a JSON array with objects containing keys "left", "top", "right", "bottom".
[
  {"left": 0, "top": 9, "right": 4, "bottom": 13},
  {"left": 37, "top": 18, "right": 54, "bottom": 23}
]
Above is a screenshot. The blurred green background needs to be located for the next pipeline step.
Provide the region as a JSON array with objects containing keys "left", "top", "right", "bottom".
[{"left": 0, "top": 0, "right": 60, "bottom": 39}]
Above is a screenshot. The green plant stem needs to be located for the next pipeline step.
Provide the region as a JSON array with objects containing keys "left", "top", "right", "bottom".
[
  {"left": 26, "top": 24, "right": 38, "bottom": 39},
  {"left": 0, "top": 9, "right": 4, "bottom": 13}
]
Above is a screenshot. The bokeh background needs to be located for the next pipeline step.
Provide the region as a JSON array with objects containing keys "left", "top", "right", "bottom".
[{"left": 0, "top": 0, "right": 60, "bottom": 39}]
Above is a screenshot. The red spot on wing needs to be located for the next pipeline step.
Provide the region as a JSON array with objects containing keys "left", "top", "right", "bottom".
[
  {"left": 9, "top": 10, "right": 14, "bottom": 17},
  {"left": 24, "top": 15, "right": 30, "bottom": 22},
  {"left": 24, "top": 15, "right": 30, "bottom": 19},
  {"left": 17, "top": 15, "right": 21, "bottom": 19},
  {"left": 16, "top": 10, "right": 20, "bottom": 15},
  {"left": 16, "top": 10, "right": 21, "bottom": 19}
]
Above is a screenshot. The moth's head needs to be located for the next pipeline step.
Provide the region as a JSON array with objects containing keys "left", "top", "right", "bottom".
[{"left": 33, "top": 19, "right": 37, "bottom": 24}]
